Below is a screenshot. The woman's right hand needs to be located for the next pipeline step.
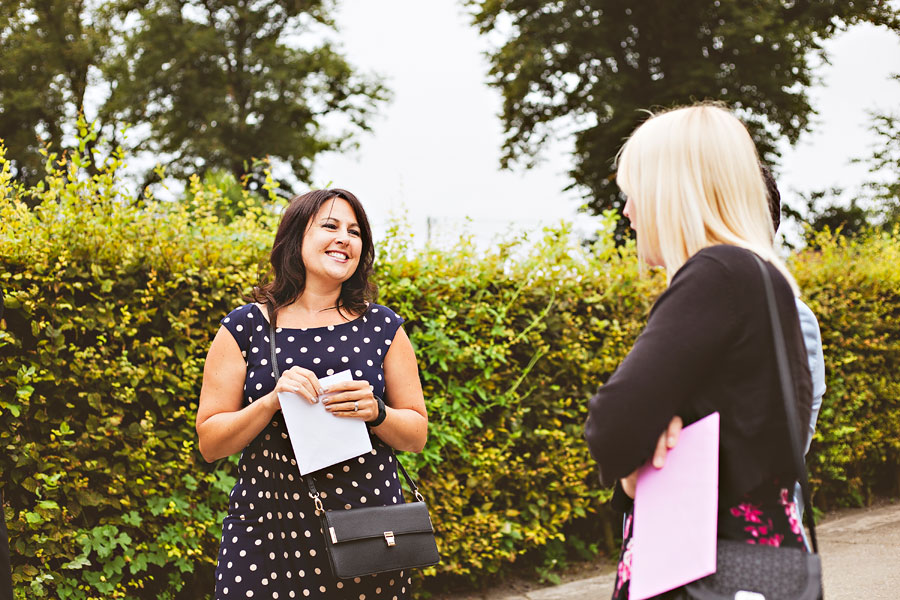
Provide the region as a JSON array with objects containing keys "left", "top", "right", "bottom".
[
  {"left": 620, "top": 415, "right": 683, "bottom": 499},
  {"left": 269, "top": 366, "right": 325, "bottom": 410}
]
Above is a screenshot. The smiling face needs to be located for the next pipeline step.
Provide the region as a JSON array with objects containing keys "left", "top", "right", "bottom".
[{"left": 300, "top": 197, "right": 363, "bottom": 286}]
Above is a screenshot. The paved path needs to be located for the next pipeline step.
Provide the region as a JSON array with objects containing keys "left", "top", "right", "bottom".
[
  {"left": 815, "top": 500, "right": 900, "bottom": 599},
  {"left": 442, "top": 500, "right": 900, "bottom": 600}
]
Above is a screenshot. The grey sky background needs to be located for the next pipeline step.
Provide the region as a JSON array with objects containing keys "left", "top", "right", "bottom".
[{"left": 312, "top": 1, "right": 900, "bottom": 246}]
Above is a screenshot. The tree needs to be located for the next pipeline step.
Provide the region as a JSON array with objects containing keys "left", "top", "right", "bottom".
[
  {"left": 782, "top": 188, "right": 873, "bottom": 242},
  {"left": 0, "top": 0, "right": 113, "bottom": 186},
  {"left": 100, "top": 0, "right": 388, "bottom": 193},
  {"left": 858, "top": 77, "right": 900, "bottom": 227},
  {"left": 785, "top": 75, "right": 900, "bottom": 239},
  {"left": 0, "top": 0, "right": 388, "bottom": 192},
  {"left": 469, "top": 0, "right": 900, "bottom": 239}
]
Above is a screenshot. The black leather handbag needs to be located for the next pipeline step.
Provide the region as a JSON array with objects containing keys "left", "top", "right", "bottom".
[
  {"left": 266, "top": 307, "right": 440, "bottom": 579},
  {"left": 304, "top": 463, "right": 440, "bottom": 578},
  {"left": 679, "top": 256, "right": 824, "bottom": 600}
]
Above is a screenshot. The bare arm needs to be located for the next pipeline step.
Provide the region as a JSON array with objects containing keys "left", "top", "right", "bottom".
[
  {"left": 373, "top": 327, "right": 428, "bottom": 451},
  {"left": 196, "top": 327, "right": 323, "bottom": 462}
]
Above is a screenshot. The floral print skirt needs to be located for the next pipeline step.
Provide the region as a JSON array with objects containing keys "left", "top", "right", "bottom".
[{"left": 611, "top": 486, "right": 806, "bottom": 600}]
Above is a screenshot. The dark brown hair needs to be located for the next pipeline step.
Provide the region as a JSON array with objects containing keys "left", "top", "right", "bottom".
[
  {"left": 251, "top": 188, "right": 375, "bottom": 320},
  {"left": 761, "top": 165, "right": 781, "bottom": 232}
]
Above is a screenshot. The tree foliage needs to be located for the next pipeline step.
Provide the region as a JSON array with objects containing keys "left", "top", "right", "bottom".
[
  {"left": 784, "top": 75, "right": 900, "bottom": 239},
  {"left": 0, "top": 0, "right": 113, "bottom": 185},
  {"left": 0, "top": 0, "right": 388, "bottom": 191},
  {"left": 858, "top": 75, "right": 900, "bottom": 226},
  {"left": 101, "top": 0, "right": 388, "bottom": 191},
  {"left": 783, "top": 189, "right": 874, "bottom": 242},
  {"left": 469, "top": 0, "right": 900, "bottom": 238}
]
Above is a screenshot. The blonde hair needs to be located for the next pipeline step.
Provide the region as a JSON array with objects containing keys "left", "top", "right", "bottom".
[{"left": 616, "top": 104, "right": 798, "bottom": 294}]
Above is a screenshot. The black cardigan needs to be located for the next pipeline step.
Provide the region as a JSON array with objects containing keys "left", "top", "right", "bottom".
[{"left": 584, "top": 245, "right": 813, "bottom": 503}]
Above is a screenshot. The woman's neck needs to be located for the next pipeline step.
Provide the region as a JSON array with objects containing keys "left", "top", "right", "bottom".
[
  {"left": 291, "top": 283, "right": 342, "bottom": 314},
  {"left": 267, "top": 279, "right": 355, "bottom": 328}
]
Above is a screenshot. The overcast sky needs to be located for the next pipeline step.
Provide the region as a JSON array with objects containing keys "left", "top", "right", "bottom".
[{"left": 312, "top": 1, "right": 900, "bottom": 246}]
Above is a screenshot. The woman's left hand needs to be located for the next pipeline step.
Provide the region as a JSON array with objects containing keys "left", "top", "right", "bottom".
[
  {"left": 620, "top": 415, "right": 683, "bottom": 499},
  {"left": 322, "top": 379, "right": 379, "bottom": 422}
]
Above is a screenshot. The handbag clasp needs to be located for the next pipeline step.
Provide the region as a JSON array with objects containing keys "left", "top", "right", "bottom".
[
  {"left": 308, "top": 490, "right": 324, "bottom": 513},
  {"left": 384, "top": 531, "right": 396, "bottom": 547}
]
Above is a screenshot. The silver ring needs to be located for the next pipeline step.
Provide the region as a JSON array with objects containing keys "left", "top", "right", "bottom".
[{"left": 353, "top": 401, "right": 359, "bottom": 412}]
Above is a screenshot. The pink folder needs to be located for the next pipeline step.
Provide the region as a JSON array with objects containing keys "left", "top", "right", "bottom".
[{"left": 629, "top": 412, "right": 720, "bottom": 600}]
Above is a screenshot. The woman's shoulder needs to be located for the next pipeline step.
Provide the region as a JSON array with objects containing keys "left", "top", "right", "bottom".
[
  {"left": 672, "top": 244, "right": 743, "bottom": 282},
  {"left": 674, "top": 244, "right": 762, "bottom": 286},
  {"left": 654, "top": 245, "right": 759, "bottom": 320},
  {"left": 218, "top": 303, "right": 262, "bottom": 353},
  {"left": 362, "top": 303, "right": 405, "bottom": 331},
  {"left": 365, "top": 303, "right": 403, "bottom": 321},
  {"left": 692, "top": 244, "right": 757, "bottom": 268},
  {"left": 221, "top": 303, "right": 261, "bottom": 329}
]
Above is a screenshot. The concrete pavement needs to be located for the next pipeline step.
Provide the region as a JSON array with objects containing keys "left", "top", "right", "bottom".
[
  {"left": 440, "top": 499, "right": 900, "bottom": 600},
  {"left": 815, "top": 500, "right": 900, "bottom": 599}
]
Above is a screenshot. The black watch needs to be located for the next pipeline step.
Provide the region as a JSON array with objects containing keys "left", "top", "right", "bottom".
[{"left": 368, "top": 396, "right": 387, "bottom": 427}]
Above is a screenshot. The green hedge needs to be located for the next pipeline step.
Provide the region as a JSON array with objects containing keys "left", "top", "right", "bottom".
[
  {"left": 0, "top": 144, "right": 281, "bottom": 598},
  {"left": 793, "top": 231, "right": 900, "bottom": 506},
  {"left": 1, "top": 140, "right": 898, "bottom": 598}
]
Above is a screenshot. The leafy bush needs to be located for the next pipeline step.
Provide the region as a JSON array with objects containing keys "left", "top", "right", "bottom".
[
  {"left": 1, "top": 135, "right": 898, "bottom": 598},
  {"left": 376, "top": 223, "right": 660, "bottom": 585},
  {"left": 792, "top": 228, "right": 900, "bottom": 508},
  {"left": 0, "top": 140, "right": 279, "bottom": 598}
]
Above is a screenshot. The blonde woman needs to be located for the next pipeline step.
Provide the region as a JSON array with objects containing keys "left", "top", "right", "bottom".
[{"left": 584, "top": 105, "right": 813, "bottom": 599}]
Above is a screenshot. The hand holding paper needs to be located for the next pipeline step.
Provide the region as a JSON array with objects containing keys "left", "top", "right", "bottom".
[
  {"left": 621, "top": 415, "right": 685, "bottom": 499},
  {"left": 271, "top": 364, "right": 324, "bottom": 406},
  {"left": 321, "top": 378, "right": 381, "bottom": 423},
  {"left": 279, "top": 370, "right": 373, "bottom": 475}
]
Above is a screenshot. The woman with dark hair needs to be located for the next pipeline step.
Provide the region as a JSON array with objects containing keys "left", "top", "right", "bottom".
[{"left": 197, "top": 189, "right": 428, "bottom": 599}]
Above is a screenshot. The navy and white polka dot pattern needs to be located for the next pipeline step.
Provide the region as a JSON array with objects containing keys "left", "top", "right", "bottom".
[{"left": 214, "top": 303, "right": 412, "bottom": 599}]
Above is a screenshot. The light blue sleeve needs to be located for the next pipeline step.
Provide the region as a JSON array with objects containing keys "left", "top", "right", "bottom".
[
  {"left": 794, "top": 299, "right": 825, "bottom": 547},
  {"left": 794, "top": 298, "right": 825, "bottom": 454}
]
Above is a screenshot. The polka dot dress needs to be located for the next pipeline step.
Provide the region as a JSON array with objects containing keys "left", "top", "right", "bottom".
[{"left": 214, "top": 303, "right": 413, "bottom": 599}]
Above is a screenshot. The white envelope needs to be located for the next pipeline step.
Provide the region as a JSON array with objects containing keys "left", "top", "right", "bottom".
[{"left": 278, "top": 369, "right": 373, "bottom": 475}]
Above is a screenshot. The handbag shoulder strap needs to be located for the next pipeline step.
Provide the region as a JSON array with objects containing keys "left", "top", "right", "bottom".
[
  {"left": 751, "top": 256, "right": 819, "bottom": 553},
  {"left": 264, "top": 304, "right": 427, "bottom": 509}
]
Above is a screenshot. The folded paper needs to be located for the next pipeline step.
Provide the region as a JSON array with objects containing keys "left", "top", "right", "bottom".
[{"left": 278, "top": 369, "right": 373, "bottom": 475}]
